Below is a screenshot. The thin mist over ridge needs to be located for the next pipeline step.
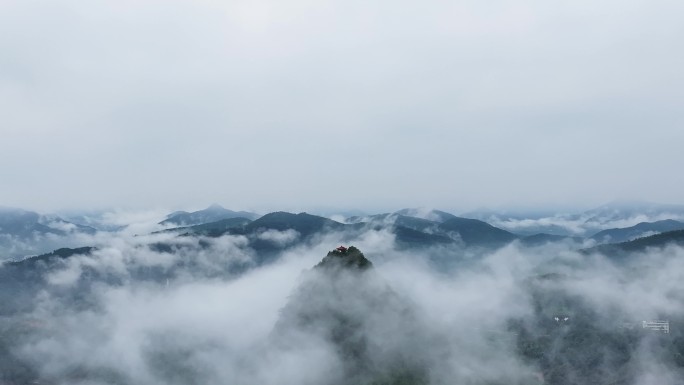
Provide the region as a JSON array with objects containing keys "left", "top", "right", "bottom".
[{"left": 3, "top": 200, "right": 684, "bottom": 261}]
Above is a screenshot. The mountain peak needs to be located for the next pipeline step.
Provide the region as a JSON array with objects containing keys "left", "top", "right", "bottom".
[
  {"left": 315, "top": 246, "right": 372, "bottom": 271},
  {"left": 206, "top": 203, "right": 226, "bottom": 211},
  {"left": 275, "top": 245, "right": 425, "bottom": 384}
]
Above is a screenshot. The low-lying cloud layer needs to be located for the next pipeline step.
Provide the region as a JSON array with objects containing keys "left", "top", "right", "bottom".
[{"left": 1, "top": 223, "right": 683, "bottom": 385}]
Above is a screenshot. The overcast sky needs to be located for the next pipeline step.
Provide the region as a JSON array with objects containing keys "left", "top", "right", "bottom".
[{"left": 1, "top": 0, "right": 683, "bottom": 213}]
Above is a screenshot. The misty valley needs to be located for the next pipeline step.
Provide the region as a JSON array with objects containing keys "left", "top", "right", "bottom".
[{"left": 1, "top": 203, "right": 684, "bottom": 385}]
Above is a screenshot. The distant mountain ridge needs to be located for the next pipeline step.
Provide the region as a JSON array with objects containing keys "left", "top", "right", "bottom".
[
  {"left": 590, "top": 219, "right": 684, "bottom": 244},
  {"left": 144, "top": 209, "right": 521, "bottom": 269},
  {"left": 243, "top": 211, "right": 344, "bottom": 236},
  {"left": 0, "top": 207, "right": 96, "bottom": 238},
  {"left": 462, "top": 201, "right": 684, "bottom": 237},
  {"left": 7, "top": 246, "right": 96, "bottom": 267},
  {"left": 159, "top": 204, "right": 258, "bottom": 226},
  {"left": 346, "top": 209, "right": 517, "bottom": 248},
  {"left": 7, "top": 203, "right": 684, "bottom": 266},
  {"left": 519, "top": 233, "right": 584, "bottom": 247},
  {"left": 583, "top": 229, "right": 684, "bottom": 258},
  {"left": 438, "top": 217, "right": 518, "bottom": 247},
  {"left": 582, "top": 201, "right": 684, "bottom": 225},
  {"left": 0, "top": 208, "right": 63, "bottom": 238},
  {"left": 0, "top": 207, "right": 97, "bottom": 259},
  {"left": 393, "top": 208, "right": 458, "bottom": 223},
  {"left": 348, "top": 209, "right": 456, "bottom": 225},
  {"left": 156, "top": 217, "right": 253, "bottom": 236}
]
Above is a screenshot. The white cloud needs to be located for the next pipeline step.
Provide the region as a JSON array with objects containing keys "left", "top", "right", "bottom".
[
  {"left": 5, "top": 227, "right": 683, "bottom": 383},
  {"left": 257, "top": 229, "right": 300, "bottom": 246}
]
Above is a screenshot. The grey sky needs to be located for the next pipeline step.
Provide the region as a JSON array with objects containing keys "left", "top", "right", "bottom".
[{"left": 1, "top": 0, "right": 683, "bottom": 212}]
